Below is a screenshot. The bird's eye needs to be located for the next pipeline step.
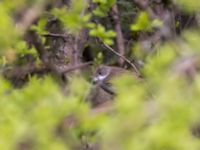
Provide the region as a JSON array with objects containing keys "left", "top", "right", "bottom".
[{"left": 98, "top": 72, "right": 102, "bottom": 75}]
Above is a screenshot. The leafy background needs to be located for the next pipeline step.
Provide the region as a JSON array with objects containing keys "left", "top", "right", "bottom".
[{"left": 1, "top": 0, "right": 200, "bottom": 150}]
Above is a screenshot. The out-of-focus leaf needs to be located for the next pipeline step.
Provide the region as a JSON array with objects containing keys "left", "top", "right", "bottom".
[{"left": 89, "top": 24, "right": 116, "bottom": 45}]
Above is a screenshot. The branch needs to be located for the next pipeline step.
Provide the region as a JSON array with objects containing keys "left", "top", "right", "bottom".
[
  {"left": 16, "top": 2, "right": 46, "bottom": 34},
  {"left": 110, "top": 4, "right": 125, "bottom": 66},
  {"left": 42, "top": 33, "right": 71, "bottom": 42},
  {"left": 101, "top": 41, "right": 141, "bottom": 76},
  {"left": 31, "top": 32, "right": 48, "bottom": 63},
  {"left": 4, "top": 63, "right": 49, "bottom": 80},
  {"left": 59, "top": 61, "right": 93, "bottom": 74}
]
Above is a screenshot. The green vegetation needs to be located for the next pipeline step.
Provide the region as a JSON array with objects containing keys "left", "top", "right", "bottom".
[{"left": 1, "top": 0, "right": 200, "bottom": 149}]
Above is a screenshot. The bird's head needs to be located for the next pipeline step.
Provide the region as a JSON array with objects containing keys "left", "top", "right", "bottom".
[
  {"left": 92, "top": 65, "right": 130, "bottom": 84},
  {"left": 93, "top": 66, "right": 111, "bottom": 84}
]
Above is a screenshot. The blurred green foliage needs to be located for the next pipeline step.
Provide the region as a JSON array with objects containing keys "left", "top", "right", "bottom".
[
  {"left": 131, "top": 11, "right": 162, "bottom": 32},
  {"left": 52, "top": 0, "right": 90, "bottom": 33},
  {"left": 0, "top": 76, "right": 95, "bottom": 149},
  {"left": 101, "top": 41, "right": 200, "bottom": 150},
  {"left": 176, "top": 0, "right": 200, "bottom": 12},
  {"left": 89, "top": 24, "right": 116, "bottom": 45},
  {"left": 31, "top": 18, "right": 48, "bottom": 35},
  {"left": 0, "top": 0, "right": 200, "bottom": 150},
  {"left": 93, "top": 0, "right": 116, "bottom": 17},
  {"left": 0, "top": 3, "right": 18, "bottom": 50}
]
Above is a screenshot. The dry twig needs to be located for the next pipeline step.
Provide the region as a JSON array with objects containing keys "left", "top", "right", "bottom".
[{"left": 101, "top": 41, "right": 141, "bottom": 76}]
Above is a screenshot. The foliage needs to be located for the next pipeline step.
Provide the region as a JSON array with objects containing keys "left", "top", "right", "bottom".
[
  {"left": 52, "top": 0, "right": 90, "bottom": 33},
  {"left": 1, "top": 0, "right": 200, "bottom": 150},
  {"left": 0, "top": 3, "right": 19, "bottom": 50},
  {"left": 89, "top": 24, "right": 116, "bottom": 45},
  {"left": 93, "top": 0, "right": 116, "bottom": 17},
  {"left": 176, "top": 0, "right": 200, "bottom": 12},
  {"left": 0, "top": 76, "right": 94, "bottom": 149},
  {"left": 131, "top": 11, "right": 162, "bottom": 32}
]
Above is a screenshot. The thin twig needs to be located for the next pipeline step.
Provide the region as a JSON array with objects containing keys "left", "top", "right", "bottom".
[
  {"left": 101, "top": 41, "right": 141, "bottom": 76},
  {"left": 60, "top": 61, "right": 93, "bottom": 74},
  {"left": 4, "top": 63, "right": 49, "bottom": 80},
  {"left": 42, "top": 33, "right": 69, "bottom": 42}
]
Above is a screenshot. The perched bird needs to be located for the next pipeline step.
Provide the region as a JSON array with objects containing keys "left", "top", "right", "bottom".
[
  {"left": 88, "top": 65, "right": 138, "bottom": 107},
  {"left": 93, "top": 65, "right": 131, "bottom": 84}
]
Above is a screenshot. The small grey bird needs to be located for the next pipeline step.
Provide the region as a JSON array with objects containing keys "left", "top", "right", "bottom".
[
  {"left": 92, "top": 65, "right": 130, "bottom": 84},
  {"left": 88, "top": 65, "right": 137, "bottom": 107}
]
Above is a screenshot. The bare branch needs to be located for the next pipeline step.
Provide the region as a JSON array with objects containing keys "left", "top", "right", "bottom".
[
  {"left": 42, "top": 33, "right": 69, "bottom": 42},
  {"left": 59, "top": 61, "right": 92, "bottom": 74},
  {"left": 101, "top": 41, "right": 141, "bottom": 76},
  {"left": 16, "top": 2, "right": 46, "bottom": 34},
  {"left": 4, "top": 63, "right": 49, "bottom": 80},
  {"left": 110, "top": 4, "right": 125, "bottom": 66}
]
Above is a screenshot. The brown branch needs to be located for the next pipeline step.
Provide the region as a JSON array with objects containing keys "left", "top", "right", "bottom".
[
  {"left": 31, "top": 32, "right": 48, "bottom": 63},
  {"left": 16, "top": 2, "right": 46, "bottom": 34},
  {"left": 30, "top": 32, "right": 64, "bottom": 77},
  {"left": 101, "top": 41, "right": 141, "bottom": 76},
  {"left": 42, "top": 33, "right": 70, "bottom": 42},
  {"left": 110, "top": 4, "right": 125, "bottom": 66},
  {"left": 4, "top": 61, "right": 92, "bottom": 83},
  {"left": 4, "top": 63, "right": 49, "bottom": 80},
  {"left": 72, "top": 34, "right": 80, "bottom": 66},
  {"left": 59, "top": 61, "right": 93, "bottom": 74}
]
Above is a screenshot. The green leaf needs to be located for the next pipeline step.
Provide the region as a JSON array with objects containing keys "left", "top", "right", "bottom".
[
  {"left": 89, "top": 24, "right": 116, "bottom": 45},
  {"left": 131, "top": 11, "right": 151, "bottom": 32}
]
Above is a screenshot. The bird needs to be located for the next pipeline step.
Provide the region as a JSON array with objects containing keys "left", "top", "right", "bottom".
[
  {"left": 92, "top": 65, "right": 131, "bottom": 84},
  {"left": 88, "top": 65, "right": 138, "bottom": 107}
]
